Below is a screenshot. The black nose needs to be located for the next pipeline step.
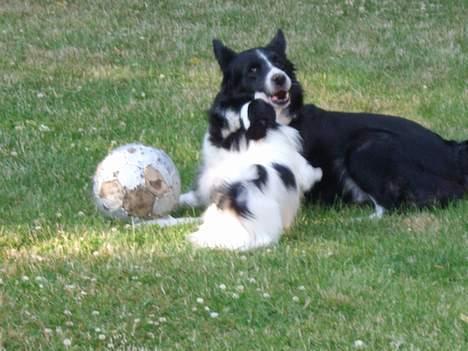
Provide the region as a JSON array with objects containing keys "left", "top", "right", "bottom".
[{"left": 271, "top": 73, "right": 286, "bottom": 86}]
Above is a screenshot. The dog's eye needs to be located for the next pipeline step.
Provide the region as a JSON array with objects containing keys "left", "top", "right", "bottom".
[{"left": 248, "top": 65, "right": 258, "bottom": 74}]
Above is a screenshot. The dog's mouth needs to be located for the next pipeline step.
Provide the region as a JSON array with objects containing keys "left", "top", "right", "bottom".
[{"left": 270, "top": 90, "right": 290, "bottom": 106}]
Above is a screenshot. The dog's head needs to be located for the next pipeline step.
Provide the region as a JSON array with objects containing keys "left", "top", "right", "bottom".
[{"left": 212, "top": 30, "right": 303, "bottom": 125}]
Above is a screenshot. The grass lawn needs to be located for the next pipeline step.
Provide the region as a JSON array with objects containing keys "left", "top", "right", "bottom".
[{"left": 0, "top": 0, "right": 467, "bottom": 349}]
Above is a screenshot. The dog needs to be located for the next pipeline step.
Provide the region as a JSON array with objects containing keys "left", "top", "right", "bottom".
[
  {"left": 182, "top": 30, "right": 468, "bottom": 217},
  {"left": 186, "top": 99, "right": 322, "bottom": 250}
]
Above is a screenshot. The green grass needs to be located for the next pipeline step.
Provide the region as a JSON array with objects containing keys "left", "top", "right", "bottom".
[{"left": 1, "top": 0, "right": 467, "bottom": 349}]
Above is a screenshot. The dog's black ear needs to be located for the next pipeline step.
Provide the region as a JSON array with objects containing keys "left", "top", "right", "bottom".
[
  {"left": 245, "top": 100, "right": 276, "bottom": 141},
  {"left": 267, "top": 29, "right": 286, "bottom": 55},
  {"left": 213, "top": 39, "right": 236, "bottom": 71},
  {"left": 248, "top": 100, "right": 276, "bottom": 123}
]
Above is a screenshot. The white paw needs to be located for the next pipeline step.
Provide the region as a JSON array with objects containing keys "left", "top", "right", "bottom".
[
  {"left": 187, "top": 230, "right": 224, "bottom": 249},
  {"left": 179, "top": 191, "right": 200, "bottom": 208},
  {"left": 187, "top": 228, "right": 254, "bottom": 251},
  {"left": 301, "top": 165, "right": 323, "bottom": 192}
]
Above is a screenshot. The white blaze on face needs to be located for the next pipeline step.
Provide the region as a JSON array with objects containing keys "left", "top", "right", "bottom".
[
  {"left": 255, "top": 50, "right": 292, "bottom": 96},
  {"left": 254, "top": 50, "right": 293, "bottom": 125}
]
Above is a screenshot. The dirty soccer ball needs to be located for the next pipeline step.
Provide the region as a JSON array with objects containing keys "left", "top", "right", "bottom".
[{"left": 93, "top": 143, "right": 181, "bottom": 220}]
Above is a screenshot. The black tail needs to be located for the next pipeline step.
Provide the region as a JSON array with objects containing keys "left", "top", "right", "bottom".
[{"left": 212, "top": 182, "right": 253, "bottom": 219}]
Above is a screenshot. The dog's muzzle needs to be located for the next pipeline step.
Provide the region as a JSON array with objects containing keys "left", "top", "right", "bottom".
[{"left": 265, "top": 69, "right": 291, "bottom": 107}]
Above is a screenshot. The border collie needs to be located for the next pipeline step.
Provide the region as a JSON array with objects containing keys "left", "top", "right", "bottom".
[
  {"left": 182, "top": 30, "right": 468, "bottom": 217},
  {"left": 186, "top": 100, "right": 322, "bottom": 250}
]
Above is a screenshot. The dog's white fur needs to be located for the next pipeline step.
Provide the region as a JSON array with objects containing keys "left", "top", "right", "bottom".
[{"left": 185, "top": 103, "right": 322, "bottom": 251}]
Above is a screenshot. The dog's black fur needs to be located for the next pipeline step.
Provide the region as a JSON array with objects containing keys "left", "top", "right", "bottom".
[{"left": 209, "top": 30, "right": 468, "bottom": 212}]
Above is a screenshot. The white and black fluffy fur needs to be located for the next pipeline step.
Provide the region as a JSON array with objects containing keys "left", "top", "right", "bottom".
[
  {"left": 186, "top": 100, "right": 322, "bottom": 250},
  {"left": 182, "top": 30, "right": 468, "bottom": 218}
]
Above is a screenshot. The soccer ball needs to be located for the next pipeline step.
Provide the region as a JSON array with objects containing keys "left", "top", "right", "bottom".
[{"left": 93, "top": 143, "right": 181, "bottom": 220}]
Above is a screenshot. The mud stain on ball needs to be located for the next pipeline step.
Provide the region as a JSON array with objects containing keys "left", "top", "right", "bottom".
[
  {"left": 99, "top": 180, "right": 124, "bottom": 209},
  {"left": 123, "top": 187, "right": 155, "bottom": 217},
  {"left": 144, "top": 165, "right": 170, "bottom": 196}
]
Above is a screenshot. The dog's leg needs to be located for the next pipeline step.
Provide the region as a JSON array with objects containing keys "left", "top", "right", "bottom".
[
  {"left": 133, "top": 216, "right": 201, "bottom": 227},
  {"left": 296, "top": 156, "right": 323, "bottom": 193},
  {"left": 179, "top": 191, "right": 201, "bottom": 208},
  {"left": 187, "top": 204, "right": 253, "bottom": 251},
  {"left": 369, "top": 196, "right": 385, "bottom": 219}
]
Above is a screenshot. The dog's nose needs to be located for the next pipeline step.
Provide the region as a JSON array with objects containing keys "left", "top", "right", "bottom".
[{"left": 271, "top": 73, "right": 286, "bottom": 86}]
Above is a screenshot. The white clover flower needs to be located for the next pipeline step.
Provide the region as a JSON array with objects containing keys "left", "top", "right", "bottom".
[
  {"left": 196, "top": 297, "right": 204, "bottom": 304},
  {"left": 39, "top": 124, "right": 51, "bottom": 132},
  {"left": 94, "top": 327, "right": 101, "bottom": 333},
  {"left": 298, "top": 285, "right": 306, "bottom": 291},
  {"left": 262, "top": 293, "right": 271, "bottom": 298},
  {"left": 98, "top": 334, "right": 106, "bottom": 341},
  {"left": 209, "top": 312, "right": 219, "bottom": 318},
  {"left": 158, "top": 317, "right": 167, "bottom": 323},
  {"left": 64, "top": 309, "right": 72, "bottom": 316},
  {"left": 248, "top": 277, "right": 256, "bottom": 283},
  {"left": 232, "top": 293, "right": 239, "bottom": 299},
  {"left": 353, "top": 340, "right": 366, "bottom": 349},
  {"left": 63, "top": 338, "right": 71, "bottom": 347},
  {"left": 21, "top": 276, "right": 29, "bottom": 282},
  {"left": 192, "top": 307, "right": 198, "bottom": 311},
  {"left": 204, "top": 306, "right": 210, "bottom": 311},
  {"left": 44, "top": 328, "right": 53, "bottom": 335},
  {"left": 92, "top": 310, "right": 99, "bottom": 316},
  {"left": 236, "top": 285, "right": 244, "bottom": 292},
  {"left": 37, "top": 92, "right": 45, "bottom": 98},
  {"left": 218, "top": 284, "right": 226, "bottom": 290},
  {"left": 292, "top": 296, "right": 300, "bottom": 302},
  {"left": 65, "top": 321, "right": 74, "bottom": 327}
]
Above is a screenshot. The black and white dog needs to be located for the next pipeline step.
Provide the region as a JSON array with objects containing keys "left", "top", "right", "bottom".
[
  {"left": 182, "top": 30, "right": 467, "bottom": 218},
  {"left": 186, "top": 100, "right": 322, "bottom": 250}
]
